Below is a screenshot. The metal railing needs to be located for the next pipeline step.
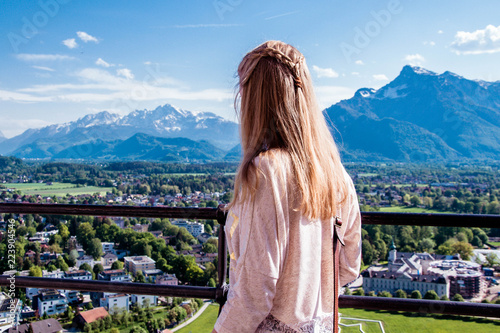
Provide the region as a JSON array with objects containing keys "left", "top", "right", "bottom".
[{"left": 0, "top": 203, "right": 499, "bottom": 318}]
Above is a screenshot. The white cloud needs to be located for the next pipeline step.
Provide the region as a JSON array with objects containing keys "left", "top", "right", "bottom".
[
  {"left": 0, "top": 89, "right": 53, "bottom": 102},
  {"left": 62, "top": 38, "right": 78, "bottom": 49},
  {"left": 96, "top": 58, "right": 113, "bottom": 68},
  {"left": 116, "top": 68, "right": 134, "bottom": 80},
  {"left": 404, "top": 54, "right": 426, "bottom": 66},
  {"left": 32, "top": 66, "right": 55, "bottom": 72},
  {"left": 351, "top": 72, "right": 360, "bottom": 76},
  {"left": 373, "top": 74, "right": 389, "bottom": 81},
  {"left": 423, "top": 41, "right": 436, "bottom": 46},
  {"left": 0, "top": 117, "right": 53, "bottom": 138},
  {"left": 314, "top": 86, "right": 355, "bottom": 109},
  {"left": 16, "top": 54, "right": 75, "bottom": 61},
  {"left": 451, "top": 24, "right": 500, "bottom": 55},
  {"left": 77, "top": 31, "right": 99, "bottom": 43},
  {"left": 312, "top": 65, "right": 339, "bottom": 78},
  {"left": 355, "top": 60, "right": 364, "bottom": 65},
  {"left": 10, "top": 67, "right": 232, "bottom": 105},
  {"left": 438, "top": 30, "right": 444, "bottom": 34}
]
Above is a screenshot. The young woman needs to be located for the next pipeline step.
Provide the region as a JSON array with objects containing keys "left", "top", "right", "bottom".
[{"left": 213, "top": 41, "right": 361, "bottom": 333}]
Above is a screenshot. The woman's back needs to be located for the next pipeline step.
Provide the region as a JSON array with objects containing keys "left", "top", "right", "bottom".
[{"left": 215, "top": 151, "right": 361, "bottom": 332}]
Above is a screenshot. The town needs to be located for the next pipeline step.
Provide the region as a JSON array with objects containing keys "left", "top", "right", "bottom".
[{"left": 0, "top": 158, "right": 499, "bottom": 332}]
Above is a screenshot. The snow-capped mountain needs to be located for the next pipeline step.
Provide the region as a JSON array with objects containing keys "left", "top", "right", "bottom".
[
  {"left": 324, "top": 65, "right": 500, "bottom": 162},
  {"left": 0, "top": 104, "right": 239, "bottom": 158}
]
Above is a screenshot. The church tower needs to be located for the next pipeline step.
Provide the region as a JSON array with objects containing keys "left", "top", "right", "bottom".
[{"left": 388, "top": 238, "right": 397, "bottom": 263}]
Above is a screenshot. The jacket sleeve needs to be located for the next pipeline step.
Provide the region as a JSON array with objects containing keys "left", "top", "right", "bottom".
[
  {"left": 214, "top": 158, "right": 282, "bottom": 332},
  {"left": 338, "top": 170, "right": 362, "bottom": 287}
]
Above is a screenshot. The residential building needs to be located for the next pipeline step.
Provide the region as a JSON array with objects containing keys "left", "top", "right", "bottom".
[
  {"left": 124, "top": 256, "right": 156, "bottom": 275},
  {"left": 98, "top": 269, "right": 131, "bottom": 282},
  {"left": 102, "top": 252, "right": 118, "bottom": 266},
  {"left": 131, "top": 294, "right": 157, "bottom": 308},
  {"left": 8, "top": 318, "right": 63, "bottom": 333},
  {"left": 0, "top": 293, "right": 21, "bottom": 328},
  {"left": 36, "top": 289, "right": 68, "bottom": 317},
  {"left": 63, "top": 270, "right": 92, "bottom": 280},
  {"left": 102, "top": 242, "right": 115, "bottom": 253},
  {"left": 156, "top": 274, "right": 179, "bottom": 286},
  {"left": 171, "top": 220, "right": 204, "bottom": 237},
  {"left": 143, "top": 269, "right": 164, "bottom": 283},
  {"left": 100, "top": 294, "right": 129, "bottom": 314},
  {"left": 76, "top": 255, "right": 95, "bottom": 269},
  {"left": 73, "top": 307, "right": 109, "bottom": 328}
]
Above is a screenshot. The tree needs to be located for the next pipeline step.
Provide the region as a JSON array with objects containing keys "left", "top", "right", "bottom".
[
  {"left": 471, "top": 235, "right": 483, "bottom": 248},
  {"left": 29, "top": 266, "right": 42, "bottom": 277},
  {"left": 343, "top": 287, "right": 352, "bottom": 295},
  {"left": 80, "top": 263, "right": 93, "bottom": 273},
  {"left": 418, "top": 238, "right": 436, "bottom": 253},
  {"left": 452, "top": 293, "right": 464, "bottom": 302},
  {"left": 485, "top": 253, "right": 500, "bottom": 267},
  {"left": 424, "top": 290, "right": 439, "bottom": 300},
  {"left": 111, "top": 260, "right": 124, "bottom": 270},
  {"left": 76, "top": 222, "right": 96, "bottom": 249},
  {"left": 88, "top": 238, "right": 103, "bottom": 260},
  {"left": 395, "top": 289, "right": 407, "bottom": 298},
  {"left": 451, "top": 241, "right": 473, "bottom": 260},
  {"left": 352, "top": 288, "right": 364, "bottom": 296},
  {"left": 362, "top": 240, "right": 374, "bottom": 265},
  {"left": 93, "top": 263, "right": 104, "bottom": 277},
  {"left": 440, "top": 295, "right": 449, "bottom": 301},
  {"left": 411, "top": 290, "right": 422, "bottom": 299},
  {"left": 135, "top": 271, "right": 146, "bottom": 283},
  {"left": 377, "top": 291, "right": 392, "bottom": 297}
]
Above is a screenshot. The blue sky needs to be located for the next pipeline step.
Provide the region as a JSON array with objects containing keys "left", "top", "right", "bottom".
[{"left": 1, "top": 0, "right": 499, "bottom": 138}]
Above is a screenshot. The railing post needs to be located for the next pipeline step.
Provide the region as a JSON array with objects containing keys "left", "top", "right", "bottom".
[{"left": 215, "top": 204, "right": 228, "bottom": 313}]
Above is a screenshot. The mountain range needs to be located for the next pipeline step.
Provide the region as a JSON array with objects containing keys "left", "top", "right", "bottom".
[
  {"left": 325, "top": 65, "right": 500, "bottom": 162},
  {"left": 1, "top": 65, "right": 499, "bottom": 162},
  {"left": 0, "top": 104, "right": 240, "bottom": 161}
]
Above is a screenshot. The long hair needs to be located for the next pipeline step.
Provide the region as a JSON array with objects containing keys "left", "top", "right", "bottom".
[{"left": 231, "top": 40, "right": 347, "bottom": 220}]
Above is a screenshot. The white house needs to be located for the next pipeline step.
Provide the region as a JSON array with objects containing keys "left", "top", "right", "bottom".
[
  {"left": 100, "top": 294, "right": 129, "bottom": 314},
  {"left": 37, "top": 289, "right": 68, "bottom": 316},
  {"left": 131, "top": 294, "right": 157, "bottom": 308},
  {"left": 171, "top": 220, "right": 204, "bottom": 237}
]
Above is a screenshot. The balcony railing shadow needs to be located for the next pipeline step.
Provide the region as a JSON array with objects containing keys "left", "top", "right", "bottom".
[{"left": 0, "top": 203, "right": 499, "bottom": 319}]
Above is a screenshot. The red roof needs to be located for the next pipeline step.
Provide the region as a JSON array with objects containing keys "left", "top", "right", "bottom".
[{"left": 78, "top": 307, "right": 109, "bottom": 324}]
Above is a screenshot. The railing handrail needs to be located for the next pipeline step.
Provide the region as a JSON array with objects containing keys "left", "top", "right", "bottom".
[
  {"left": 1, "top": 276, "right": 498, "bottom": 318},
  {"left": 1, "top": 202, "right": 499, "bottom": 319},
  {"left": 1, "top": 202, "right": 499, "bottom": 228}
]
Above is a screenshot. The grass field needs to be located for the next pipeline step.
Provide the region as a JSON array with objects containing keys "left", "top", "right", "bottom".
[
  {"left": 169, "top": 305, "right": 500, "bottom": 332},
  {"left": 379, "top": 206, "right": 453, "bottom": 214},
  {"left": 340, "top": 308, "right": 500, "bottom": 333},
  {"left": 3, "top": 182, "right": 113, "bottom": 196},
  {"left": 175, "top": 303, "right": 219, "bottom": 333},
  {"left": 489, "top": 241, "right": 500, "bottom": 247}
]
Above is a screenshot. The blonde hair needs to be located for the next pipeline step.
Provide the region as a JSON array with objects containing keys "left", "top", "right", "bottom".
[{"left": 231, "top": 40, "right": 347, "bottom": 220}]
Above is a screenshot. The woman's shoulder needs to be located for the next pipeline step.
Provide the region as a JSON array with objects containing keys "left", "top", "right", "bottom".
[{"left": 252, "top": 149, "right": 292, "bottom": 178}]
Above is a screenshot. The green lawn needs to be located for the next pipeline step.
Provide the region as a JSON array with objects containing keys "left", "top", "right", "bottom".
[
  {"left": 379, "top": 206, "right": 453, "bottom": 214},
  {"left": 488, "top": 241, "right": 500, "bottom": 247},
  {"left": 170, "top": 305, "right": 500, "bottom": 333},
  {"left": 175, "top": 303, "right": 219, "bottom": 333},
  {"left": 4, "top": 182, "right": 113, "bottom": 197},
  {"left": 340, "top": 308, "right": 500, "bottom": 333}
]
